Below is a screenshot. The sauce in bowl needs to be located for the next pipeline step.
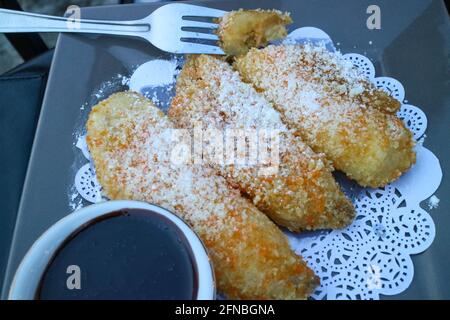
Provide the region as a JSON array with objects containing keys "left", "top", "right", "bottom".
[{"left": 36, "top": 209, "right": 197, "bottom": 300}]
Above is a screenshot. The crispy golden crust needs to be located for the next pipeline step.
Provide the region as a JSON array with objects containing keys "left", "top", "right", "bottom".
[
  {"left": 235, "top": 45, "right": 416, "bottom": 188},
  {"left": 169, "top": 55, "right": 354, "bottom": 231},
  {"left": 86, "top": 91, "right": 319, "bottom": 299},
  {"left": 217, "top": 9, "right": 292, "bottom": 56},
  {"left": 369, "top": 90, "right": 400, "bottom": 114}
]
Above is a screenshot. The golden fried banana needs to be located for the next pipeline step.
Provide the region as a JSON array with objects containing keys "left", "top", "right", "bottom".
[
  {"left": 86, "top": 91, "right": 319, "bottom": 299},
  {"left": 217, "top": 9, "right": 292, "bottom": 56},
  {"left": 169, "top": 55, "right": 354, "bottom": 231},
  {"left": 235, "top": 44, "right": 416, "bottom": 187}
]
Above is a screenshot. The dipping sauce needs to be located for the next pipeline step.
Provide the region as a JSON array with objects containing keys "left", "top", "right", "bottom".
[{"left": 36, "top": 209, "right": 197, "bottom": 300}]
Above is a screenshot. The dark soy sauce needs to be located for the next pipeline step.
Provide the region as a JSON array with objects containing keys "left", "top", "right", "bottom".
[{"left": 36, "top": 209, "right": 197, "bottom": 300}]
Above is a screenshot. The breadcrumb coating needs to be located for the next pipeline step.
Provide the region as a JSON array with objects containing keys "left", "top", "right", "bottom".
[
  {"left": 217, "top": 9, "right": 292, "bottom": 56},
  {"left": 235, "top": 44, "right": 416, "bottom": 187},
  {"left": 169, "top": 55, "right": 354, "bottom": 231},
  {"left": 86, "top": 91, "right": 319, "bottom": 299}
]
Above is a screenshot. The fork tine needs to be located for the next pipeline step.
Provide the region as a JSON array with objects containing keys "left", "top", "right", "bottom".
[
  {"left": 180, "top": 32, "right": 219, "bottom": 41},
  {"left": 147, "top": 4, "right": 227, "bottom": 54},
  {"left": 177, "top": 4, "right": 227, "bottom": 18},
  {"left": 176, "top": 42, "right": 225, "bottom": 55},
  {"left": 181, "top": 20, "right": 219, "bottom": 29}
]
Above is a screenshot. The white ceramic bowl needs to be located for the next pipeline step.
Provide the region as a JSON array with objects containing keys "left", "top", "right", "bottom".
[{"left": 9, "top": 200, "right": 215, "bottom": 300}]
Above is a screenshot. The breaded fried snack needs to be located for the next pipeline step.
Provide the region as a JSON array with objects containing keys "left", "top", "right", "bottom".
[
  {"left": 217, "top": 9, "right": 292, "bottom": 56},
  {"left": 235, "top": 44, "right": 416, "bottom": 188},
  {"left": 169, "top": 55, "right": 354, "bottom": 231},
  {"left": 86, "top": 91, "right": 319, "bottom": 299}
]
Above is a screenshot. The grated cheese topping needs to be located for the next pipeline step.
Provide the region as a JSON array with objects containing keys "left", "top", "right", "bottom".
[
  {"left": 234, "top": 43, "right": 416, "bottom": 187},
  {"left": 236, "top": 43, "right": 408, "bottom": 152},
  {"left": 171, "top": 55, "right": 329, "bottom": 176},
  {"left": 86, "top": 92, "right": 267, "bottom": 238},
  {"left": 170, "top": 55, "right": 355, "bottom": 231}
]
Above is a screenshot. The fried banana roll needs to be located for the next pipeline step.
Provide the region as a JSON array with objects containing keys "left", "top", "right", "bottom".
[
  {"left": 217, "top": 9, "right": 292, "bottom": 56},
  {"left": 235, "top": 44, "right": 416, "bottom": 188},
  {"left": 169, "top": 55, "right": 354, "bottom": 231},
  {"left": 86, "top": 91, "right": 319, "bottom": 299}
]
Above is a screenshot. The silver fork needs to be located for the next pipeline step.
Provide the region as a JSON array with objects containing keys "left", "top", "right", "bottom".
[{"left": 0, "top": 3, "right": 226, "bottom": 55}]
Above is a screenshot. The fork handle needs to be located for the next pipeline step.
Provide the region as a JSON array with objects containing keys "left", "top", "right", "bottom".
[{"left": 0, "top": 9, "right": 149, "bottom": 37}]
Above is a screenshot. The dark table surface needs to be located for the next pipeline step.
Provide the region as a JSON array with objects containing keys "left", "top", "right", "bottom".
[
  {"left": 0, "top": 50, "right": 54, "bottom": 294},
  {"left": 0, "top": 0, "right": 449, "bottom": 300}
]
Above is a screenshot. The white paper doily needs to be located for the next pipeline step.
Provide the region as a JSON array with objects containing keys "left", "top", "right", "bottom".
[
  {"left": 74, "top": 135, "right": 103, "bottom": 204},
  {"left": 71, "top": 27, "right": 442, "bottom": 300}
]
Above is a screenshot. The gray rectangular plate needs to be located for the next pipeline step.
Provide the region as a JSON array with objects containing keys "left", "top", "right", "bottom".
[{"left": 2, "top": 0, "right": 450, "bottom": 299}]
